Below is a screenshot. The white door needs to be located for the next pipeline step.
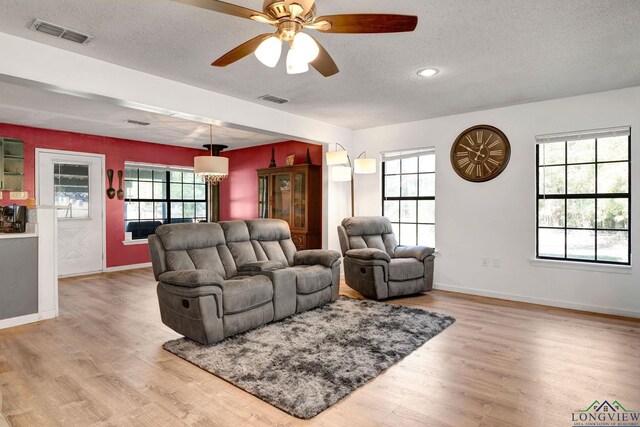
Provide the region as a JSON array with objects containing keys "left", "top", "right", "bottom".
[{"left": 37, "top": 150, "right": 105, "bottom": 277}]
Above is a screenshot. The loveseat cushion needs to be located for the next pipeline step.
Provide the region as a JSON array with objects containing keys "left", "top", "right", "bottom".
[
  {"left": 290, "top": 265, "right": 333, "bottom": 295},
  {"left": 247, "top": 219, "right": 297, "bottom": 267},
  {"left": 389, "top": 258, "right": 424, "bottom": 281},
  {"left": 158, "top": 270, "right": 224, "bottom": 287},
  {"left": 219, "top": 275, "right": 273, "bottom": 315}
]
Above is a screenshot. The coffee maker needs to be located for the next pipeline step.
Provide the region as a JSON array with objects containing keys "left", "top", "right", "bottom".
[{"left": 0, "top": 204, "right": 27, "bottom": 233}]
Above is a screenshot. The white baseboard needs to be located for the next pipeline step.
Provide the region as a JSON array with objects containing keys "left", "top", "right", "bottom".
[
  {"left": 0, "top": 313, "right": 39, "bottom": 330},
  {"left": 39, "top": 309, "right": 58, "bottom": 321},
  {"left": 105, "top": 262, "right": 152, "bottom": 273},
  {"left": 434, "top": 282, "right": 640, "bottom": 319}
]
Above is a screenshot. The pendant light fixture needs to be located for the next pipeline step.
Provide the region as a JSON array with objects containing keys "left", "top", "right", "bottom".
[{"left": 194, "top": 124, "right": 229, "bottom": 185}]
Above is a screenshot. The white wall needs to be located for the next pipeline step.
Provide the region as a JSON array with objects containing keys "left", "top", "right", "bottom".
[{"left": 352, "top": 86, "right": 640, "bottom": 317}]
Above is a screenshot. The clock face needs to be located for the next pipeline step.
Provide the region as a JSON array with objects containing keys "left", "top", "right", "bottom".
[{"left": 450, "top": 125, "right": 511, "bottom": 182}]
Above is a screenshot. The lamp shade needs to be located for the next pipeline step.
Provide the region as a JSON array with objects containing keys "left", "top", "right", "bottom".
[
  {"left": 354, "top": 158, "right": 377, "bottom": 174},
  {"left": 194, "top": 156, "right": 229, "bottom": 176},
  {"left": 292, "top": 32, "right": 319, "bottom": 63},
  {"left": 332, "top": 166, "right": 352, "bottom": 182},
  {"left": 286, "top": 47, "right": 309, "bottom": 74},
  {"left": 326, "top": 150, "right": 349, "bottom": 165},
  {"left": 255, "top": 36, "right": 282, "bottom": 68}
]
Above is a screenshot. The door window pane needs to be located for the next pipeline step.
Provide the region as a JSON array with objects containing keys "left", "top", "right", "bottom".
[
  {"left": 597, "top": 199, "right": 628, "bottom": 230},
  {"left": 418, "top": 224, "right": 435, "bottom": 247},
  {"left": 54, "top": 163, "right": 90, "bottom": 219},
  {"left": 539, "top": 166, "right": 565, "bottom": 194},
  {"left": 566, "top": 199, "right": 595, "bottom": 229},
  {"left": 539, "top": 142, "right": 565, "bottom": 165},
  {"left": 566, "top": 164, "right": 595, "bottom": 194},
  {"left": 401, "top": 174, "right": 418, "bottom": 197},
  {"left": 384, "top": 201, "right": 399, "bottom": 222},
  {"left": 597, "top": 231, "right": 628, "bottom": 263},
  {"left": 538, "top": 199, "right": 565, "bottom": 227},
  {"left": 597, "top": 163, "right": 628, "bottom": 193},
  {"left": 598, "top": 136, "right": 628, "bottom": 162},
  {"left": 567, "top": 139, "right": 595, "bottom": 164}
]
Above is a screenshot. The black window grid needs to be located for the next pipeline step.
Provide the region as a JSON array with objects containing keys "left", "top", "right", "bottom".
[
  {"left": 535, "top": 134, "right": 631, "bottom": 265},
  {"left": 381, "top": 155, "right": 436, "bottom": 247},
  {"left": 124, "top": 168, "right": 208, "bottom": 239}
]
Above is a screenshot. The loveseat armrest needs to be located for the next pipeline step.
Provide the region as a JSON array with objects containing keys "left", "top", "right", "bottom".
[
  {"left": 294, "top": 249, "right": 342, "bottom": 268},
  {"left": 158, "top": 270, "right": 224, "bottom": 288},
  {"left": 393, "top": 246, "right": 435, "bottom": 261},
  {"left": 238, "top": 260, "right": 284, "bottom": 274},
  {"left": 345, "top": 248, "right": 391, "bottom": 263}
]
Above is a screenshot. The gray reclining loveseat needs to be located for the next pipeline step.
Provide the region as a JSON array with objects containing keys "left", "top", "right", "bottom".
[
  {"left": 338, "top": 216, "right": 434, "bottom": 300},
  {"left": 148, "top": 219, "right": 341, "bottom": 345}
]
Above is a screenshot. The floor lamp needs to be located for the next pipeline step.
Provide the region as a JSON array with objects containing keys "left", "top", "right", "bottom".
[
  {"left": 194, "top": 125, "right": 229, "bottom": 223},
  {"left": 326, "top": 144, "right": 377, "bottom": 217}
]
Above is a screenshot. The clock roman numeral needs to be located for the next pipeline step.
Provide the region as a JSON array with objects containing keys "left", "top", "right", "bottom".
[
  {"left": 490, "top": 149, "right": 503, "bottom": 157},
  {"left": 476, "top": 164, "right": 483, "bottom": 177},
  {"left": 458, "top": 157, "right": 471, "bottom": 167},
  {"left": 487, "top": 158, "right": 500, "bottom": 167},
  {"left": 487, "top": 140, "right": 500, "bottom": 149},
  {"left": 484, "top": 163, "right": 493, "bottom": 173},
  {"left": 465, "top": 135, "right": 475, "bottom": 146},
  {"left": 465, "top": 163, "right": 474, "bottom": 175},
  {"left": 456, "top": 151, "right": 468, "bottom": 157},
  {"left": 476, "top": 131, "right": 483, "bottom": 143}
]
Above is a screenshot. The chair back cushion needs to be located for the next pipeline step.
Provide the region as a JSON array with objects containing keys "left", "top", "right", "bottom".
[
  {"left": 246, "top": 219, "right": 297, "bottom": 267},
  {"left": 154, "top": 223, "right": 237, "bottom": 279},
  {"left": 341, "top": 216, "right": 398, "bottom": 257}
]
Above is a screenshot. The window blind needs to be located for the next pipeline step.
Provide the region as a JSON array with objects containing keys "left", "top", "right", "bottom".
[
  {"left": 535, "top": 126, "right": 630, "bottom": 144},
  {"left": 381, "top": 147, "right": 435, "bottom": 162}
]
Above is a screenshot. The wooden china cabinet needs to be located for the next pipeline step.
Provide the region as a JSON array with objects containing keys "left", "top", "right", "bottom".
[{"left": 257, "top": 164, "right": 321, "bottom": 250}]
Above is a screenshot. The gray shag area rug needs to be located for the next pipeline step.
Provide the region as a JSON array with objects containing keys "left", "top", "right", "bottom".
[{"left": 163, "top": 297, "right": 455, "bottom": 419}]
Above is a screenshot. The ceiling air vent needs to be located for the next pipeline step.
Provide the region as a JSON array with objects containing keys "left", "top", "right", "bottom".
[
  {"left": 259, "top": 94, "right": 289, "bottom": 105},
  {"left": 124, "top": 119, "right": 151, "bottom": 127},
  {"left": 30, "top": 19, "right": 94, "bottom": 44}
]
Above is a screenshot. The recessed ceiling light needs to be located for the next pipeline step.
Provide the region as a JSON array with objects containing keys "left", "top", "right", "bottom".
[{"left": 417, "top": 68, "right": 440, "bottom": 78}]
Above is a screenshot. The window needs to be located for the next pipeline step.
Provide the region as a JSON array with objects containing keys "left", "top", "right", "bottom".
[
  {"left": 124, "top": 163, "right": 207, "bottom": 239},
  {"left": 382, "top": 149, "right": 435, "bottom": 247},
  {"left": 54, "top": 163, "right": 90, "bottom": 219},
  {"left": 536, "top": 127, "right": 631, "bottom": 265}
]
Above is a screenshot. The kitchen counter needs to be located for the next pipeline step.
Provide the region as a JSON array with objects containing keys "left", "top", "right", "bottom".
[{"left": 0, "top": 232, "right": 38, "bottom": 239}]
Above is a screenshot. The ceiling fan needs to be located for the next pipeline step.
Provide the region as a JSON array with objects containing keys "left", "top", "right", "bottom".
[{"left": 175, "top": 0, "right": 418, "bottom": 77}]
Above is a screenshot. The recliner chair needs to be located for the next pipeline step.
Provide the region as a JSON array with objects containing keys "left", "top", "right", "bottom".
[{"left": 338, "top": 216, "right": 434, "bottom": 300}]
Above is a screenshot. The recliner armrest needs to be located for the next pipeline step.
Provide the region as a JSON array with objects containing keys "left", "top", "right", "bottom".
[
  {"left": 294, "top": 249, "right": 342, "bottom": 268},
  {"left": 158, "top": 270, "right": 224, "bottom": 288},
  {"left": 237, "top": 260, "right": 283, "bottom": 273},
  {"left": 393, "top": 246, "right": 435, "bottom": 261},
  {"left": 345, "top": 248, "right": 391, "bottom": 262}
]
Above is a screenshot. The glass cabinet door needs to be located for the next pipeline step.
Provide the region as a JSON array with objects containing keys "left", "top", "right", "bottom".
[
  {"left": 258, "top": 175, "right": 269, "bottom": 218},
  {"left": 272, "top": 173, "right": 291, "bottom": 222},
  {"left": 293, "top": 172, "right": 306, "bottom": 228}
]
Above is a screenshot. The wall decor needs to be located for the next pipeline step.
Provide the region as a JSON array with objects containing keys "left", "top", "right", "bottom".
[
  {"left": 450, "top": 124, "right": 511, "bottom": 182},
  {"left": 106, "top": 169, "right": 116, "bottom": 199},
  {"left": 117, "top": 170, "right": 124, "bottom": 200},
  {"left": 285, "top": 154, "right": 295, "bottom": 166}
]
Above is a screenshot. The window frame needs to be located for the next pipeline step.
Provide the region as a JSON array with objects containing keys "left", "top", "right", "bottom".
[
  {"left": 535, "top": 133, "right": 631, "bottom": 266},
  {"left": 124, "top": 164, "right": 208, "bottom": 240},
  {"left": 381, "top": 150, "right": 436, "bottom": 247}
]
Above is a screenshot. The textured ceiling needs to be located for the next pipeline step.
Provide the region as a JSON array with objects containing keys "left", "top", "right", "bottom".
[
  {"left": 0, "top": 0, "right": 639, "bottom": 130},
  {"left": 0, "top": 81, "right": 283, "bottom": 150}
]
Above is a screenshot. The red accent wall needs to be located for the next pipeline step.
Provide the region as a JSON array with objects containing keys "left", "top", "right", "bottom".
[
  {"left": 219, "top": 141, "right": 323, "bottom": 222},
  {"left": 0, "top": 123, "right": 202, "bottom": 268},
  {"left": 0, "top": 124, "right": 323, "bottom": 268}
]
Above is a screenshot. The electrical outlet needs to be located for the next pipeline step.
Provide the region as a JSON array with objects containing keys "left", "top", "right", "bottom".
[
  {"left": 481, "top": 258, "right": 489, "bottom": 267},
  {"left": 493, "top": 258, "right": 501, "bottom": 268},
  {"left": 10, "top": 191, "right": 28, "bottom": 200}
]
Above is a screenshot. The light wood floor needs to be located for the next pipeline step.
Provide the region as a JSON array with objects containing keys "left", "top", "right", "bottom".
[{"left": 0, "top": 268, "right": 639, "bottom": 426}]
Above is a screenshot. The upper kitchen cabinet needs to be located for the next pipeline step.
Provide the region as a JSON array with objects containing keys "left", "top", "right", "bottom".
[{"left": 0, "top": 138, "right": 24, "bottom": 191}]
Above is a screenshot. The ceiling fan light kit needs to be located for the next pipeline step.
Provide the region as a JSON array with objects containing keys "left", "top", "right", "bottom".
[{"left": 175, "top": 0, "right": 418, "bottom": 77}]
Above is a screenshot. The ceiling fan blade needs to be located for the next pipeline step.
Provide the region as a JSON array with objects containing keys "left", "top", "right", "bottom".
[
  {"left": 212, "top": 34, "right": 272, "bottom": 67},
  {"left": 174, "top": 0, "right": 268, "bottom": 21},
  {"left": 315, "top": 14, "right": 418, "bottom": 34},
  {"left": 309, "top": 37, "right": 339, "bottom": 77}
]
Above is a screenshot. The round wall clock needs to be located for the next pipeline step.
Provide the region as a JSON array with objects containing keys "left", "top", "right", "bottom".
[{"left": 450, "top": 124, "right": 511, "bottom": 182}]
